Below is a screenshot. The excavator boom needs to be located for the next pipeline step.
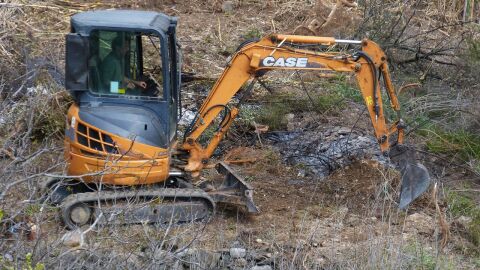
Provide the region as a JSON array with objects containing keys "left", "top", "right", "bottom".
[{"left": 181, "top": 34, "right": 430, "bottom": 208}]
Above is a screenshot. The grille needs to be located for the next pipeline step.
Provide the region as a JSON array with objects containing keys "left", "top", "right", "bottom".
[{"left": 76, "top": 122, "right": 119, "bottom": 155}]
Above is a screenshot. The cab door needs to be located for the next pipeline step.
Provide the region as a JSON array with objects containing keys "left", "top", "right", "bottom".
[{"left": 168, "top": 32, "right": 180, "bottom": 142}]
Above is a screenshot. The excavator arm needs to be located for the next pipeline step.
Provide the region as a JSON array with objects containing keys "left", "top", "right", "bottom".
[
  {"left": 182, "top": 34, "right": 403, "bottom": 172},
  {"left": 181, "top": 34, "right": 430, "bottom": 209}
]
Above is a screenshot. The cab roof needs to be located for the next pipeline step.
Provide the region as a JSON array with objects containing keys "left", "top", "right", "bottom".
[{"left": 71, "top": 10, "right": 177, "bottom": 35}]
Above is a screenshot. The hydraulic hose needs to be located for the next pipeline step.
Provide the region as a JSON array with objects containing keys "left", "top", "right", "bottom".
[{"left": 353, "top": 51, "right": 380, "bottom": 120}]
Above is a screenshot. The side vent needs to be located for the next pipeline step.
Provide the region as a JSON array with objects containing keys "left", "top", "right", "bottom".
[{"left": 75, "top": 121, "right": 119, "bottom": 155}]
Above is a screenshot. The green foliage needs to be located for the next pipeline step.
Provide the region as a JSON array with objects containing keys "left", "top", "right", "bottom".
[
  {"left": 475, "top": 257, "right": 480, "bottom": 268},
  {"left": 416, "top": 252, "right": 437, "bottom": 270},
  {"left": 329, "top": 75, "right": 363, "bottom": 103},
  {"left": 463, "top": 36, "right": 480, "bottom": 82},
  {"left": 404, "top": 241, "right": 454, "bottom": 270},
  {"left": 24, "top": 204, "right": 41, "bottom": 216},
  {"left": 31, "top": 91, "right": 71, "bottom": 141},
  {"left": 413, "top": 112, "right": 480, "bottom": 175},
  {"left": 237, "top": 105, "right": 259, "bottom": 127},
  {"left": 309, "top": 91, "right": 345, "bottom": 112},
  {"left": 447, "top": 191, "right": 477, "bottom": 218},
  {"left": 447, "top": 191, "right": 480, "bottom": 247},
  {"left": 243, "top": 28, "right": 262, "bottom": 40},
  {"left": 0, "top": 253, "right": 45, "bottom": 270},
  {"left": 470, "top": 214, "right": 480, "bottom": 247},
  {"left": 198, "top": 122, "right": 218, "bottom": 147},
  {"left": 0, "top": 256, "right": 14, "bottom": 270},
  {"left": 411, "top": 248, "right": 436, "bottom": 269},
  {"left": 253, "top": 76, "right": 361, "bottom": 130},
  {"left": 25, "top": 253, "right": 45, "bottom": 270},
  {"left": 467, "top": 38, "right": 480, "bottom": 62},
  {"left": 255, "top": 100, "right": 291, "bottom": 130},
  {"left": 424, "top": 129, "right": 480, "bottom": 161}
]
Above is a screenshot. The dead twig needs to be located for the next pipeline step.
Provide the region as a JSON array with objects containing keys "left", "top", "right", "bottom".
[{"left": 432, "top": 183, "right": 450, "bottom": 251}]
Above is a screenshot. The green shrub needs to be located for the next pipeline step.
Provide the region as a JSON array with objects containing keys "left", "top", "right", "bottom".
[
  {"left": 447, "top": 191, "right": 477, "bottom": 218},
  {"left": 404, "top": 241, "right": 449, "bottom": 270},
  {"left": 253, "top": 89, "right": 345, "bottom": 130},
  {"left": 467, "top": 38, "right": 480, "bottom": 62},
  {"left": 255, "top": 101, "right": 291, "bottom": 130},
  {"left": 425, "top": 129, "right": 480, "bottom": 161},
  {"left": 447, "top": 191, "right": 480, "bottom": 247},
  {"left": 243, "top": 28, "right": 262, "bottom": 40},
  {"left": 470, "top": 214, "right": 480, "bottom": 247}
]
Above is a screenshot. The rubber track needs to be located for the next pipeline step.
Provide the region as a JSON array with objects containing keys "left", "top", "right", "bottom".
[{"left": 60, "top": 188, "right": 215, "bottom": 229}]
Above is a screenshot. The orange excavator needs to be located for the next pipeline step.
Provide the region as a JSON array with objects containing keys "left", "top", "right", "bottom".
[{"left": 44, "top": 10, "right": 430, "bottom": 229}]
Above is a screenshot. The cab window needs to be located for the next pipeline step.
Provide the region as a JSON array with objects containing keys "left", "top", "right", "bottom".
[{"left": 88, "top": 30, "right": 164, "bottom": 98}]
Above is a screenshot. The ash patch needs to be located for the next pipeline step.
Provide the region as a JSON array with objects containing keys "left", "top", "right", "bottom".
[{"left": 265, "top": 127, "right": 392, "bottom": 177}]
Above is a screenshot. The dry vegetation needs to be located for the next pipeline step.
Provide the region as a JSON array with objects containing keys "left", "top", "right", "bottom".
[{"left": 0, "top": 0, "right": 480, "bottom": 269}]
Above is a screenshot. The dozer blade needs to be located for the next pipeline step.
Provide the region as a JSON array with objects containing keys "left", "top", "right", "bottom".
[
  {"left": 209, "top": 162, "right": 259, "bottom": 213},
  {"left": 389, "top": 145, "right": 431, "bottom": 209}
]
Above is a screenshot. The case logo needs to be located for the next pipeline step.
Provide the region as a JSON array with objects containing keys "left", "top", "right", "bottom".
[{"left": 261, "top": 57, "right": 308, "bottom": 68}]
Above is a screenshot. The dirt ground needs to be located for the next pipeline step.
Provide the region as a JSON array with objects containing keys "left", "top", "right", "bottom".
[{"left": 184, "top": 144, "right": 477, "bottom": 268}]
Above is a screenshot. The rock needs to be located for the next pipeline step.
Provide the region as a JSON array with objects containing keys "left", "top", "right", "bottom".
[
  {"left": 233, "top": 258, "right": 247, "bottom": 267},
  {"left": 221, "top": 1, "right": 234, "bottom": 13},
  {"left": 250, "top": 249, "right": 272, "bottom": 262},
  {"left": 3, "top": 253, "right": 13, "bottom": 262},
  {"left": 230, "top": 247, "right": 246, "bottom": 259},
  {"left": 153, "top": 249, "right": 175, "bottom": 263},
  {"left": 175, "top": 248, "right": 189, "bottom": 258},
  {"left": 61, "top": 229, "right": 85, "bottom": 248},
  {"left": 338, "top": 127, "right": 352, "bottom": 135},
  {"left": 27, "top": 223, "right": 39, "bottom": 241},
  {"left": 255, "top": 238, "right": 263, "bottom": 244},
  {"left": 109, "top": 251, "right": 142, "bottom": 268},
  {"left": 319, "top": 144, "right": 329, "bottom": 152},
  {"left": 357, "top": 136, "right": 371, "bottom": 143},
  {"left": 313, "top": 256, "right": 327, "bottom": 268},
  {"left": 287, "top": 179, "right": 305, "bottom": 185},
  {"left": 405, "top": 212, "right": 434, "bottom": 234},
  {"left": 285, "top": 113, "right": 295, "bottom": 121},
  {"left": 171, "top": 260, "right": 185, "bottom": 270},
  {"left": 125, "top": 254, "right": 142, "bottom": 268},
  {"left": 456, "top": 215, "right": 472, "bottom": 228},
  {"left": 251, "top": 265, "right": 272, "bottom": 270},
  {"left": 184, "top": 249, "right": 221, "bottom": 269},
  {"left": 178, "top": 110, "right": 196, "bottom": 126},
  {"left": 285, "top": 113, "right": 295, "bottom": 130}
]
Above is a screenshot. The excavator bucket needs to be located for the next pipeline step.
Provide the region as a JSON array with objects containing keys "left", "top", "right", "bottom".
[{"left": 389, "top": 145, "right": 431, "bottom": 209}]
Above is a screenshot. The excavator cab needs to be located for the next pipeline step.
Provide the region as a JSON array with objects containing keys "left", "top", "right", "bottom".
[
  {"left": 50, "top": 10, "right": 257, "bottom": 229},
  {"left": 65, "top": 10, "right": 181, "bottom": 151}
]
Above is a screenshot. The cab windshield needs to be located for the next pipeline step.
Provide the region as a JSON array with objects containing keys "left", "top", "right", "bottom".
[{"left": 88, "top": 30, "right": 163, "bottom": 98}]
